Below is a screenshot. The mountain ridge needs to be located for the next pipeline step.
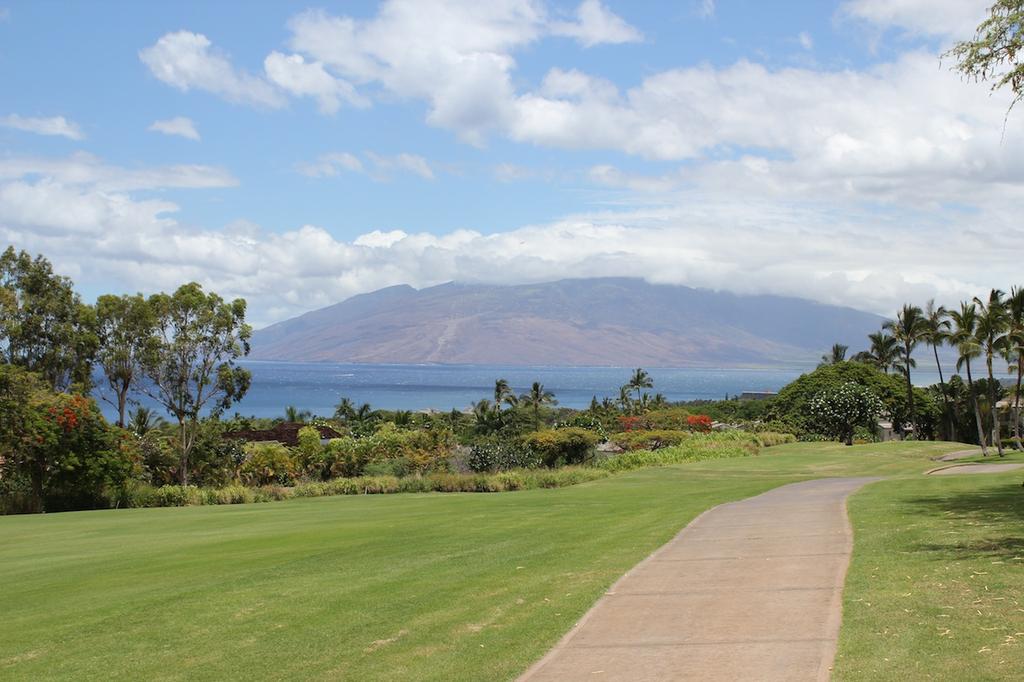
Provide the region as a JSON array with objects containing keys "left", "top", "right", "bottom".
[{"left": 250, "top": 278, "right": 885, "bottom": 367}]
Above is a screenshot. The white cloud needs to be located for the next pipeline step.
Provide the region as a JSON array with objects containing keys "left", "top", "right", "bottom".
[
  {"left": 6, "top": 180, "right": 1021, "bottom": 328},
  {"left": 298, "top": 151, "right": 434, "bottom": 181},
  {"left": 139, "top": 31, "right": 284, "bottom": 108},
  {"left": 148, "top": 116, "right": 200, "bottom": 140},
  {"left": 698, "top": 0, "right": 715, "bottom": 19},
  {"left": 0, "top": 152, "right": 237, "bottom": 191},
  {"left": 0, "top": 114, "right": 84, "bottom": 140},
  {"left": 366, "top": 152, "right": 435, "bottom": 180},
  {"left": 551, "top": 0, "right": 642, "bottom": 47},
  {"left": 839, "top": 0, "right": 989, "bottom": 39},
  {"left": 798, "top": 31, "right": 813, "bottom": 50},
  {"left": 264, "top": 51, "right": 368, "bottom": 113},
  {"left": 0, "top": 8, "right": 10, "bottom": 22},
  {"left": 296, "top": 152, "right": 365, "bottom": 178}
]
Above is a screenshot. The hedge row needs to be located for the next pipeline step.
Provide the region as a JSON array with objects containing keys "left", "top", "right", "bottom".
[
  {"left": 113, "top": 467, "right": 610, "bottom": 508},
  {"left": 597, "top": 431, "right": 793, "bottom": 472}
]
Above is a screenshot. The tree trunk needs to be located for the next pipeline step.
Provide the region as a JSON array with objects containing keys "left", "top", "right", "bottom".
[
  {"left": 1014, "top": 355, "right": 1023, "bottom": 449},
  {"left": 117, "top": 390, "right": 127, "bottom": 429},
  {"left": 178, "top": 418, "right": 189, "bottom": 485},
  {"left": 932, "top": 343, "right": 953, "bottom": 441},
  {"left": 30, "top": 462, "right": 45, "bottom": 513},
  {"left": 904, "top": 345, "right": 915, "bottom": 437},
  {"left": 966, "top": 360, "right": 988, "bottom": 456},
  {"left": 987, "top": 354, "right": 1004, "bottom": 457}
]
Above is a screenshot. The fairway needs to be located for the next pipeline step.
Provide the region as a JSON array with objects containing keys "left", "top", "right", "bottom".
[{"left": 1, "top": 441, "right": 1015, "bottom": 680}]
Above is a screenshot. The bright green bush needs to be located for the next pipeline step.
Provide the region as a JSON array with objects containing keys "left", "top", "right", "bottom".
[
  {"left": 205, "top": 485, "right": 255, "bottom": 505},
  {"left": 752, "top": 432, "right": 797, "bottom": 447},
  {"left": 522, "top": 428, "right": 599, "bottom": 467},
  {"left": 240, "top": 442, "right": 296, "bottom": 486},
  {"left": 152, "top": 485, "right": 203, "bottom": 507},
  {"left": 597, "top": 432, "right": 766, "bottom": 473},
  {"left": 611, "top": 429, "right": 691, "bottom": 451}
]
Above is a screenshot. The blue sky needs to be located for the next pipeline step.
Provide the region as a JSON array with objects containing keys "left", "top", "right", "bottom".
[{"left": 1, "top": 0, "right": 1018, "bottom": 327}]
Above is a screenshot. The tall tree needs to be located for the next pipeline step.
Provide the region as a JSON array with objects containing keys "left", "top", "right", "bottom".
[
  {"left": 95, "top": 293, "right": 153, "bottom": 427},
  {"left": 950, "top": 302, "right": 989, "bottom": 455},
  {"left": 521, "top": 381, "right": 557, "bottom": 429},
  {"left": 493, "top": 378, "right": 517, "bottom": 408},
  {"left": 974, "top": 290, "right": 1009, "bottom": 456},
  {"left": 883, "top": 304, "right": 928, "bottom": 434},
  {"left": 1004, "top": 286, "right": 1024, "bottom": 447},
  {"left": 819, "top": 343, "right": 848, "bottom": 367},
  {"left": 946, "top": 1, "right": 1024, "bottom": 115},
  {"left": 0, "top": 246, "right": 97, "bottom": 392},
  {"left": 922, "top": 300, "right": 954, "bottom": 440},
  {"left": 140, "top": 283, "right": 252, "bottom": 485},
  {"left": 861, "top": 331, "right": 902, "bottom": 374},
  {"left": 628, "top": 367, "right": 653, "bottom": 404},
  {"left": 334, "top": 397, "right": 356, "bottom": 422}
]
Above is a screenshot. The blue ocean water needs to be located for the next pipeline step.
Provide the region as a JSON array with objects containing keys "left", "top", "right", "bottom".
[{"left": 95, "top": 361, "right": 947, "bottom": 421}]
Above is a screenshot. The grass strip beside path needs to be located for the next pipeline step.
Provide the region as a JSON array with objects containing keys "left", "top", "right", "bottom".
[{"left": 834, "top": 469, "right": 1024, "bottom": 680}]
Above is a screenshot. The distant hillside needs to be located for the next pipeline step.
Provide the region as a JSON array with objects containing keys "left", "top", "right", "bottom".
[{"left": 250, "top": 278, "right": 885, "bottom": 367}]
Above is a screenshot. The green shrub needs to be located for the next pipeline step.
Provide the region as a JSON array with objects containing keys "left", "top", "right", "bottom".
[
  {"left": 362, "top": 458, "right": 412, "bottom": 478},
  {"left": 642, "top": 407, "right": 693, "bottom": 430},
  {"left": 495, "top": 471, "right": 526, "bottom": 490},
  {"left": 752, "top": 432, "right": 797, "bottom": 447},
  {"left": 598, "top": 433, "right": 763, "bottom": 473},
  {"left": 253, "top": 485, "right": 293, "bottom": 502},
  {"left": 152, "top": 485, "right": 203, "bottom": 507},
  {"left": 611, "top": 429, "right": 691, "bottom": 451},
  {"left": 466, "top": 441, "right": 540, "bottom": 472},
  {"left": 108, "top": 480, "right": 158, "bottom": 509},
  {"left": 522, "top": 428, "right": 599, "bottom": 467},
  {"left": 206, "top": 485, "right": 255, "bottom": 505},
  {"left": 292, "top": 481, "right": 329, "bottom": 497},
  {"left": 240, "top": 442, "right": 296, "bottom": 486}
]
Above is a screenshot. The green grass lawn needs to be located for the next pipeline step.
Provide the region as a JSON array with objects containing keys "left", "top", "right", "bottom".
[
  {"left": 2, "top": 441, "right": 1019, "bottom": 680},
  {"left": 834, "top": 466, "right": 1024, "bottom": 680}
]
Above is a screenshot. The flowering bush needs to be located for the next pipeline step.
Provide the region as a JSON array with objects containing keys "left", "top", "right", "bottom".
[
  {"left": 808, "top": 382, "right": 883, "bottom": 445},
  {"left": 686, "top": 414, "right": 713, "bottom": 433}
]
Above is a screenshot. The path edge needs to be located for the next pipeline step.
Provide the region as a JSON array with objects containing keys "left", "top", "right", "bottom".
[
  {"left": 517, "top": 477, "right": 878, "bottom": 682},
  {"left": 816, "top": 477, "right": 881, "bottom": 680},
  {"left": 516, "top": 500, "right": 729, "bottom": 681}
]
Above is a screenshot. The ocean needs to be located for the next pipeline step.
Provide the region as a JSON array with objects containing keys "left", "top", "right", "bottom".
[{"left": 94, "top": 361, "right": 948, "bottom": 422}]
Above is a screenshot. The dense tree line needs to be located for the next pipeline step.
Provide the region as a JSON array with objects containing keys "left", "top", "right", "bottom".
[
  {"left": 1, "top": 246, "right": 252, "bottom": 509},
  {"left": 825, "top": 289, "right": 1024, "bottom": 454}
]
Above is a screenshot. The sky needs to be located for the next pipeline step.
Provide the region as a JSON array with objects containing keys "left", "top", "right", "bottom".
[{"left": 0, "top": 0, "right": 1018, "bottom": 328}]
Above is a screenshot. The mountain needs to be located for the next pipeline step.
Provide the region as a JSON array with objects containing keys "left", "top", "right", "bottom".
[{"left": 250, "top": 278, "right": 885, "bottom": 367}]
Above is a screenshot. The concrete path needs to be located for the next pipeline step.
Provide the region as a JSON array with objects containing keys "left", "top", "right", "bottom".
[
  {"left": 520, "top": 478, "right": 878, "bottom": 682},
  {"left": 930, "top": 462, "right": 1024, "bottom": 476},
  {"left": 933, "top": 448, "right": 984, "bottom": 462}
]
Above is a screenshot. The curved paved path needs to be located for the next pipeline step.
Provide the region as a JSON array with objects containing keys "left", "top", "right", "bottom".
[
  {"left": 930, "top": 462, "right": 1024, "bottom": 475},
  {"left": 520, "top": 477, "right": 879, "bottom": 682}
]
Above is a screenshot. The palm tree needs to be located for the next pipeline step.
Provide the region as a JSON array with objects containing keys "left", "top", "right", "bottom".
[
  {"left": 493, "top": 378, "right": 517, "bottom": 408},
  {"left": 818, "top": 343, "right": 848, "bottom": 367},
  {"left": 1004, "top": 286, "right": 1024, "bottom": 447},
  {"left": 883, "top": 304, "right": 928, "bottom": 434},
  {"left": 284, "top": 405, "right": 311, "bottom": 423},
  {"left": 949, "top": 302, "right": 988, "bottom": 455},
  {"left": 863, "top": 331, "right": 902, "bottom": 374},
  {"left": 628, "top": 367, "right": 653, "bottom": 404},
  {"left": 923, "top": 300, "right": 953, "bottom": 440},
  {"left": 334, "top": 397, "right": 356, "bottom": 422},
  {"left": 521, "top": 381, "right": 557, "bottom": 429},
  {"left": 350, "top": 403, "right": 377, "bottom": 433},
  {"left": 128, "top": 405, "right": 163, "bottom": 436},
  {"left": 618, "top": 385, "right": 633, "bottom": 413},
  {"left": 974, "top": 290, "right": 1009, "bottom": 456}
]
